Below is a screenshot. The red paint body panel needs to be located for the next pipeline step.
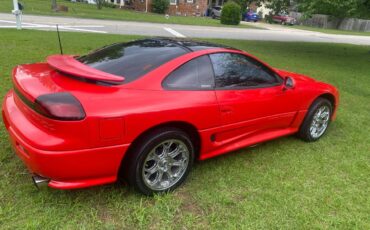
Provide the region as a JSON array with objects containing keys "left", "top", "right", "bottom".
[
  {"left": 2, "top": 46, "right": 339, "bottom": 189},
  {"left": 272, "top": 15, "right": 296, "bottom": 24},
  {"left": 3, "top": 91, "right": 128, "bottom": 188}
]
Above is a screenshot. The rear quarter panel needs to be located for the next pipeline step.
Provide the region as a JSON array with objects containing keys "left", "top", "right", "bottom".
[{"left": 77, "top": 88, "right": 220, "bottom": 148}]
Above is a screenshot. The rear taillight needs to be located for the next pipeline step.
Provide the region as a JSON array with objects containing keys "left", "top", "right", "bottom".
[{"left": 34, "top": 93, "right": 86, "bottom": 121}]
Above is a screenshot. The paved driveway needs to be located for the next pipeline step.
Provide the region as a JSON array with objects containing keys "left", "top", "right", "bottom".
[{"left": 1, "top": 13, "right": 369, "bottom": 45}]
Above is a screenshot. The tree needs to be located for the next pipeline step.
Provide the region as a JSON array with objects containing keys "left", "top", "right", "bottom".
[
  {"left": 152, "top": 0, "right": 170, "bottom": 14},
  {"left": 96, "top": 0, "right": 104, "bottom": 10},
  {"left": 297, "top": 0, "right": 355, "bottom": 18},
  {"left": 296, "top": 0, "right": 370, "bottom": 19},
  {"left": 233, "top": 0, "right": 264, "bottom": 14},
  {"left": 261, "top": 0, "right": 370, "bottom": 21},
  {"left": 51, "top": 0, "right": 57, "bottom": 10},
  {"left": 356, "top": 0, "right": 370, "bottom": 19},
  {"left": 265, "top": 0, "right": 291, "bottom": 15}
]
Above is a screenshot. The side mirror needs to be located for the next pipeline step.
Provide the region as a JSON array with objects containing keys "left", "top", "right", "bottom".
[{"left": 283, "top": 76, "right": 295, "bottom": 90}]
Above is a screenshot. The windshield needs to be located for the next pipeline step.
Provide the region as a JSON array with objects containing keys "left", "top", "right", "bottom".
[{"left": 77, "top": 39, "right": 188, "bottom": 83}]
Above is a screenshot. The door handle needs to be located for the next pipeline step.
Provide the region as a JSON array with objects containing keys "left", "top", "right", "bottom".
[{"left": 220, "top": 106, "right": 233, "bottom": 114}]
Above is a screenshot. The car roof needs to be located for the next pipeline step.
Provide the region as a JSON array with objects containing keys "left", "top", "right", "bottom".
[
  {"left": 76, "top": 38, "right": 239, "bottom": 84},
  {"left": 132, "top": 37, "right": 238, "bottom": 52}
]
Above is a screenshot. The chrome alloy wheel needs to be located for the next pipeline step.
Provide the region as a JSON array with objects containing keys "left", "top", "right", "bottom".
[
  {"left": 142, "top": 139, "right": 189, "bottom": 191},
  {"left": 310, "top": 105, "right": 330, "bottom": 139}
]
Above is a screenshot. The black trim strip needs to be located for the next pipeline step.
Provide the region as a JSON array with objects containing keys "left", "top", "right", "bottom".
[{"left": 13, "top": 87, "right": 36, "bottom": 110}]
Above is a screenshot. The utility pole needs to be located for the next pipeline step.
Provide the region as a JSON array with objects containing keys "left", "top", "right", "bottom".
[{"left": 12, "top": 0, "right": 22, "bottom": 30}]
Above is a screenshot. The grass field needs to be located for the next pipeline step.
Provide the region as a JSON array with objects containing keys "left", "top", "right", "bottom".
[
  {"left": 293, "top": 25, "right": 370, "bottom": 36},
  {"left": 0, "top": 0, "right": 257, "bottom": 29},
  {"left": 0, "top": 29, "right": 369, "bottom": 229}
]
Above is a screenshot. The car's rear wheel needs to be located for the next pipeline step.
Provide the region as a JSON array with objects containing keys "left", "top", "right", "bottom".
[
  {"left": 125, "top": 128, "right": 194, "bottom": 195},
  {"left": 298, "top": 98, "right": 332, "bottom": 142}
]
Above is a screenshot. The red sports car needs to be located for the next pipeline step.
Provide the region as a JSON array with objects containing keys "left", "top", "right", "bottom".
[
  {"left": 272, "top": 13, "right": 297, "bottom": 25},
  {"left": 2, "top": 38, "right": 339, "bottom": 195}
]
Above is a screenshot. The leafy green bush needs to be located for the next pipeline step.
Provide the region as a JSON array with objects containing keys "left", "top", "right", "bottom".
[
  {"left": 95, "top": 0, "right": 117, "bottom": 9},
  {"left": 96, "top": 0, "right": 104, "bottom": 9},
  {"left": 265, "top": 13, "right": 274, "bottom": 23},
  {"left": 102, "top": 1, "right": 117, "bottom": 8},
  {"left": 221, "top": 1, "right": 241, "bottom": 25},
  {"left": 152, "top": 0, "right": 169, "bottom": 14}
]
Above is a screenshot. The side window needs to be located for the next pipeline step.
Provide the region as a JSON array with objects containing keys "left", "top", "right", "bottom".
[
  {"left": 163, "top": 55, "right": 215, "bottom": 90},
  {"left": 209, "top": 53, "right": 281, "bottom": 89}
]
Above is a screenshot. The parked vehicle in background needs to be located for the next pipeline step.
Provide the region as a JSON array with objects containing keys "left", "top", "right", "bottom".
[
  {"left": 272, "top": 13, "right": 296, "bottom": 25},
  {"left": 244, "top": 11, "right": 259, "bottom": 22},
  {"left": 210, "top": 6, "right": 222, "bottom": 19}
]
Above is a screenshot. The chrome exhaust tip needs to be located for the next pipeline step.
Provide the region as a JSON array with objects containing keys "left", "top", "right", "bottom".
[{"left": 32, "top": 174, "right": 50, "bottom": 189}]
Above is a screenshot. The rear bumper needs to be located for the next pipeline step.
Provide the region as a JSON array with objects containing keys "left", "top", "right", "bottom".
[{"left": 2, "top": 90, "right": 129, "bottom": 189}]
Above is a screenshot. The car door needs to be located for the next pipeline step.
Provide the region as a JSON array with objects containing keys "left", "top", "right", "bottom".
[
  {"left": 162, "top": 54, "right": 221, "bottom": 130},
  {"left": 210, "top": 52, "right": 298, "bottom": 140}
]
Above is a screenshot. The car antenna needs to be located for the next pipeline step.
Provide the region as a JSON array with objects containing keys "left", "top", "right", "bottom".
[{"left": 56, "top": 24, "right": 63, "bottom": 55}]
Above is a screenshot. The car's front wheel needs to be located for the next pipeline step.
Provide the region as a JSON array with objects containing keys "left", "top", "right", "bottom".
[
  {"left": 298, "top": 98, "right": 333, "bottom": 142},
  {"left": 126, "top": 128, "right": 194, "bottom": 195}
]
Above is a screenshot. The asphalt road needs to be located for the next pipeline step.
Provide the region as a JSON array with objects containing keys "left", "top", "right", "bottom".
[{"left": 1, "top": 13, "right": 370, "bottom": 45}]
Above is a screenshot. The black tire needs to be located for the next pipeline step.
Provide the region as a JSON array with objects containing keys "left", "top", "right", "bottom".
[
  {"left": 298, "top": 97, "right": 333, "bottom": 142},
  {"left": 212, "top": 14, "right": 216, "bottom": 19},
  {"left": 124, "top": 127, "right": 194, "bottom": 195}
]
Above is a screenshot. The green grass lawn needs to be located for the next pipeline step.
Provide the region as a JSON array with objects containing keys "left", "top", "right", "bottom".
[
  {"left": 0, "top": 29, "right": 369, "bottom": 229},
  {"left": 293, "top": 25, "right": 370, "bottom": 36},
  {"left": 0, "top": 0, "right": 257, "bottom": 29}
]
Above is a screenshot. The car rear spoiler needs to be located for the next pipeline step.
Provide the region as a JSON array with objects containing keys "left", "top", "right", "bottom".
[{"left": 47, "top": 55, "right": 124, "bottom": 83}]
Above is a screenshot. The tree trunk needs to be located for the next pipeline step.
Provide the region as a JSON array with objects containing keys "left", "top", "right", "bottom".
[
  {"left": 96, "top": 0, "right": 104, "bottom": 9},
  {"left": 51, "top": 0, "right": 57, "bottom": 11},
  {"left": 336, "top": 18, "right": 344, "bottom": 30}
]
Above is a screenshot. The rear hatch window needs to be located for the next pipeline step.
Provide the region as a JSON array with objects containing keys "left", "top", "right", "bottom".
[{"left": 77, "top": 39, "right": 188, "bottom": 83}]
